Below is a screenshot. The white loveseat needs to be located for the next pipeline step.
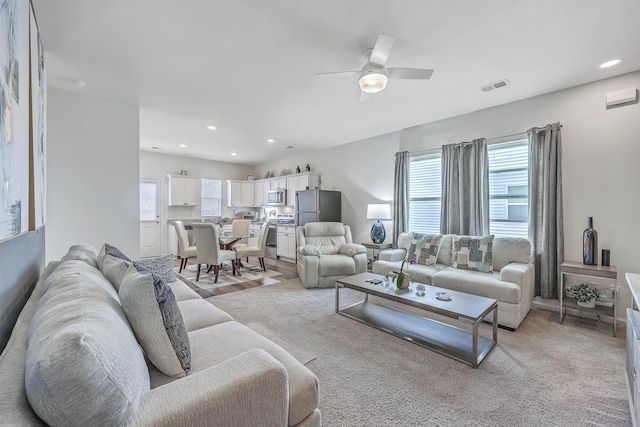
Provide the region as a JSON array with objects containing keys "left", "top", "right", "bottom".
[
  {"left": 0, "top": 244, "right": 321, "bottom": 426},
  {"left": 296, "top": 222, "right": 367, "bottom": 288},
  {"left": 373, "top": 233, "right": 534, "bottom": 330}
]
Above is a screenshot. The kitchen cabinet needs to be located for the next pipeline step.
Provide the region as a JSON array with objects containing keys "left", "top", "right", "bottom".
[
  {"left": 226, "top": 180, "right": 255, "bottom": 207},
  {"left": 277, "top": 225, "right": 296, "bottom": 261},
  {"left": 167, "top": 175, "right": 200, "bottom": 206},
  {"left": 241, "top": 182, "right": 255, "bottom": 207},
  {"left": 254, "top": 179, "right": 270, "bottom": 207},
  {"left": 286, "top": 172, "right": 320, "bottom": 206},
  {"left": 270, "top": 177, "right": 286, "bottom": 190}
]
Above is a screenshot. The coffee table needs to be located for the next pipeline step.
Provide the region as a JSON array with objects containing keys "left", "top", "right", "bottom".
[{"left": 335, "top": 272, "right": 498, "bottom": 368}]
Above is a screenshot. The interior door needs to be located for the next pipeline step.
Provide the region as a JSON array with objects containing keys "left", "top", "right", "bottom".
[{"left": 140, "top": 179, "right": 161, "bottom": 258}]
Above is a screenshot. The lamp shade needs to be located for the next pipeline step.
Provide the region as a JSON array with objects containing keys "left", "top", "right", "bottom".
[{"left": 366, "top": 203, "right": 392, "bottom": 220}]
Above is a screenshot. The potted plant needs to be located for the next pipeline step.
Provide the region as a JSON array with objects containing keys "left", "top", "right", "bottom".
[
  {"left": 391, "top": 259, "right": 413, "bottom": 290},
  {"left": 568, "top": 283, "right": 599, "bottom": 308}
]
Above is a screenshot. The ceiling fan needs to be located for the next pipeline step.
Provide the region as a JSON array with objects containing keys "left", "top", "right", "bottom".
[{"left": 316, "top": 34, "right": 434, "bottom": 102}]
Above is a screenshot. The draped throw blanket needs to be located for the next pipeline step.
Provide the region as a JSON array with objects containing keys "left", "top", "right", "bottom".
[
  {"left": 528, "top": 123, "right": 563, "bottom": 299},
  {"left": 393, "top": 151, "right": 410, "bottom": 247},
  {"left": 440, "top": 139, "right": 489, "bottom": 236}
]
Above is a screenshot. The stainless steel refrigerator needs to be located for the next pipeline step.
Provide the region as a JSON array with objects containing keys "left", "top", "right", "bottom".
[{"left": 295, "top": 190, "right": 341, "bottom": 226}]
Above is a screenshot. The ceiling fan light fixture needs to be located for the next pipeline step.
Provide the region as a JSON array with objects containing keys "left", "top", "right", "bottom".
[{"left": 359, "top": 72, "right": 388, "bottom": 93}]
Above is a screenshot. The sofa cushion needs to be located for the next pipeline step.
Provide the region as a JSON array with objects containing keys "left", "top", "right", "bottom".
[
  {"left": 133, "top": 254, "right": 175, "bottom": 282},
  {"left": 167, "top": 278, "right": 201, "bottom": 301},
  {"left": 25, "top": 259, "right": 150, "bottom": 427},
  {"left": 177, "top": 299, "right": 234, "bottom": 332},
  {"left": 407, "top": 263, "right": 447, "bottom": 285},
  {"left": 406, "top": 233, "right": 426, "bottom": 263},
  {"left": 431, "top": 267, "right": 521, "bottom": 304},
  {"left": 97, "top": 243, "right": 132, "bottom": 291},
  {"left": 60, "top": 243, "right": 99, "bottom": 268},
  {"left": 318, "top": 254, "right": 356, "bottom": 276},
  {"left": 182, "top": 321, "right": 318, "bottom": 426},
  {"left": 492, "top": 237, "right": 532, "bottom": 270},
  {"left": 397, "top": 232, "right": 414, "bottom": 250},
  {"left": 119, "top": 264, "right": 192, "bottom": 377},
  {"left": 452, "top": 235, "right": 494, "bottom": 273}
]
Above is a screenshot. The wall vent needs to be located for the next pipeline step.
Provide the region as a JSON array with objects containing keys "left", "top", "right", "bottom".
[{"left": 479, "top": 79, "right": 510, "bottom": 92}]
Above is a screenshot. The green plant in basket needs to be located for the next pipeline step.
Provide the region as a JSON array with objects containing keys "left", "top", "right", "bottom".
[
  {"left": 568, "top": 283, "right": 599, "bottom": 303},
  {"left": 392, "top": 259, "right": 413, "bottom": 289}
]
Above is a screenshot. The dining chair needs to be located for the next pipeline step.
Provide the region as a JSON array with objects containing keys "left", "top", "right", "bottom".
[
  {"left": 231, "top": 220, "right": 251, "bottom": 250},
  {"left": 172, "top": 221, "right": 197, "bottom": 273},
  {"left": 235, "top": 221, "right": 270, "bottom": 272},
  {"left": 191, "top": 223, "right": 237, "bottom": 283}
]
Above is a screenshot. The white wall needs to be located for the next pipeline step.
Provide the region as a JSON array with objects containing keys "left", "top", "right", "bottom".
[
  {"left": 140, "top": 151, "right": 255, "bottom": 253},
  {"left": 257, "top": 71, "right": 640, "bottom": 316},
  {"left": 46, "top": 88, "right": 140, "bottom": 262}
]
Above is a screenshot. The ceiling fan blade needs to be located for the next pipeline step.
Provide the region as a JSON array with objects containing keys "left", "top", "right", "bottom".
[
  {"left": 368, "top": 34, "right": 395, "bottom": 66},
  {"left": 315, "top": 71, "right": 360, "bottom": 78},
  {"left": 387, "top": 67, "right": 434, "bottom": 80},
  {"left": 360, "top": 91, "right": 372, "bottom": 103}
]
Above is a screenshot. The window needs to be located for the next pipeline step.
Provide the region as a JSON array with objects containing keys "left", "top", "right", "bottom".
[
  {"left": 407, "top": 137, "right": 529, "bottom": 239},
  {"left": 201, "top": 178, "right": 222, "bottom": 217},
  {"left": 408, "top": 152, "right": 441, "bottom": 234},
  {"left": 488, "top": 139, "right": 529, "bottom": 238}
]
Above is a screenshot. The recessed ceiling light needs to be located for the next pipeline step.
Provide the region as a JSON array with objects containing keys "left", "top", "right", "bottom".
[
  {"left": 206, "top": 125, "right": 217, "bottom": 130},
  {"left": 179, "top": 144, "right": 187, "bottom": 148},
  {"left": 230, "top": 152, "right": 237, "bottom": 156},
  {"left": 266, "top": 138, "right": 275, "bottom": 143},
  {"left": 599, "top": 59, "right": 622, "bottom": 68}
]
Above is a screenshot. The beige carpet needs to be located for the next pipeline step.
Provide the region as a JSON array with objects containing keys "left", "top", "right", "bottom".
[
  {"left": 206, "top": 279, "right": 631, "bottom": 427},
  {"left": 175, "top": 262, "right": 282, "bottom": 290},
  {"left": 246, "top": 321, "right": 316, "bottom": 365}
]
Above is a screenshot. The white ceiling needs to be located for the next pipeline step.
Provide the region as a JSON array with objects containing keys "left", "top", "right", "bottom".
[{"left": 32, "top": 0, "right": 640, "bottom": 166}]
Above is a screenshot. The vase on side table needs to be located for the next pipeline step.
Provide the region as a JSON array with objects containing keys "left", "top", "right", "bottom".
[{"left": 583, "top": 217, "right": 598, "bottom": 265}]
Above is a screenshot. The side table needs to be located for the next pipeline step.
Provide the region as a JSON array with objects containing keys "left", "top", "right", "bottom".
[
  {"left": 361, "top": 242, "right": 392, "bottom": 271},
  {"left": 560, "top": 261, "right": 617, "bottom": 336}
]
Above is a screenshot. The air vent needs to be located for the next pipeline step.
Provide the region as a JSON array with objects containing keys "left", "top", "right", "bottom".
[
  {"left": 479, "top": 79, "right": 510, "bottom": 92},
  {"left": 284, "top": 145, "right": 294, "bottom": 149}
]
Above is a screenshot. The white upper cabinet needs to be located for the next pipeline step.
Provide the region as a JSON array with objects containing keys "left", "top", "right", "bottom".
[
  {"left": 270, "top": 177, "right": 286, "bottom": 190},
  {"left": 226, "top": 180, "right": 255, "bottom": 207},
  {"left": 285, "top": 173, "right": 320, "bottom": 206},
  {"left": 254, "top": 179, "right": 270, "bottom": 207},
  {"left": 167, "top": 175, "right": 200, "bottom": 206}
]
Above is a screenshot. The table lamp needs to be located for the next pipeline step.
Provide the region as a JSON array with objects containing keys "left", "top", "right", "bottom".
[{"left": 367, "top": 203, "right": 391, "bottom": 244}]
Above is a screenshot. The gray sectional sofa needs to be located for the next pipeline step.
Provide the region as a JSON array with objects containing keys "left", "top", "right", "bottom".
[
  {"left": 0, "top": 244, "right": 321, "bottom": 427},
  {"left": 373, "top": 233, "right": 534, "bottom": 330}
]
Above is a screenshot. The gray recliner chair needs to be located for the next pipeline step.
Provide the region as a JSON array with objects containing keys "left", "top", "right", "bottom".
[{"left": 296, "top": 222, "right": 367, "bottom": 288}]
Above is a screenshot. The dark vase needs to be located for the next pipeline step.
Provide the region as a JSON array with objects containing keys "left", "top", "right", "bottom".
[{"left": 583, "top": 217, "right": 598, "bottom": 265}]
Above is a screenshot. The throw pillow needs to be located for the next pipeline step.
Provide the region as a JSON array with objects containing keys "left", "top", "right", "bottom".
[
  {"left": 119, "top": 263, "right": 191, "bottom": 377},
  {"left": 133, "top": 254, "right": 175, "bottom": 282},
  {"left": 452, "top": 235, "right": 495, "bottom": 273},
  {"left": 406, "top": 233, "right": 427, "bottom": 263},
  {"left": 416, "top": 235, "right": 443, "bottom": 266},
  {"left": 97, "top": 243, "right": 132, "bottom": 291}
]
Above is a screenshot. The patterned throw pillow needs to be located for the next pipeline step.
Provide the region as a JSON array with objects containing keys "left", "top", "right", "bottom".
[
  {"left": 406, "top": 233, "right": 427, "bottom": 263},
  {"left": 119, "top": 264, "right": 191, "bottom": 377},
  {"left": 133, "top": 254, "right": 175, "bottom": 282},
  {"left": 452, "top": 235, "right": 495, "bottom": 273},
  {"left": 416, "top": 235, "right": 443, "bottom": 266}
]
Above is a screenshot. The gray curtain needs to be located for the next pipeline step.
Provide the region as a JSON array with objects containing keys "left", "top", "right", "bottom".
[
  {"left": 440, "top": 139, "right": 489, "bottom": 236},
  {"left": 528, "top": 123, "right": 563, "bottom": 299},
  {"left": 392, "top": 151, "right": 410, "bottom": 247}
]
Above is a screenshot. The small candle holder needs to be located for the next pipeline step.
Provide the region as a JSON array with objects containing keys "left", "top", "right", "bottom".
[{"left": 415, "top": 283, "right": 426, "bottom": 296}]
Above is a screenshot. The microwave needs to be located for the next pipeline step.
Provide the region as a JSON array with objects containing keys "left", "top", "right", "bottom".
[{"left": 268, "top": 188, "right": 286, "bottom": 206}]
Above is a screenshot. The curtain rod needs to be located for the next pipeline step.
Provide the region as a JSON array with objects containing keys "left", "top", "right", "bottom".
[{"left": 408, "top": 123, "right": 563, "bottom": 156}]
